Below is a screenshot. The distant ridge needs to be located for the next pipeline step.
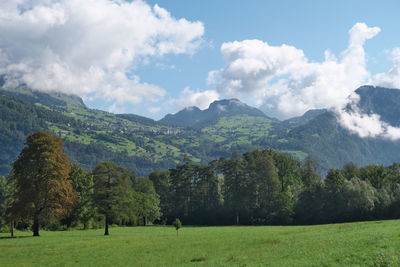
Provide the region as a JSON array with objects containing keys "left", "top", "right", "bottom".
[
  {"left": 284, "top": 109, "right": 328, "bottom": 126},
  {"left": 2, "top": 85, "right": 400, "bottom": 177},
  {"left": 0, "top": 86, "right": 86, "bottom": 109},
  {"left": 159, "top": 98, "right": 268, "bottom": 127}
]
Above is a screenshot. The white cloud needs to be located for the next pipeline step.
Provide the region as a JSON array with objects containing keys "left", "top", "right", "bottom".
[
  {"left": 374, "top": 47, "right": 400, "bottom": 88},
  {"left": 337, "top": 96, "right": 385, "bottom": 138},
  {"left": 0, "top": 0, "right": 204, "bottom": 107},
  {"left": 208, "top": 22, "right": 400, "bottom": 140},
  {"left": 148, "top": 106, "right": 161, "bottom": 114},
  {"left": 337, "top": 99, "right": 400, "bottom": 141},
  {"left": 208, "top": 22, "right": 380, "bottom": 120},
  {"left": 176, "top": 87, "right": 219, "bottom": 110}
]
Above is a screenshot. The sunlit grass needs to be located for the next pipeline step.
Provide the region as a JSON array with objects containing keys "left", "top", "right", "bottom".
[{"left": 1, "top": 220, "right": 399, "bottom": 266}]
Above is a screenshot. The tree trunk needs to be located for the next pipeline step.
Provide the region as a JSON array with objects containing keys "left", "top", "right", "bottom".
[
  {"left": 235, "top": 211, "right": 239, "bottom": 225},
  {"left": 143, "top": 216, "right": 146, "bottom": 226},
  {"left": 104, "top": 216, "right": 109, "bottom": 236},
  {"left": 10, "top": 221, "right": 14, "bottom": 238},
  {"left": 83, "top": 222, "right": 88, "bottom": 230},
  {"left": 33, "top": 214, "right": 40, "bottom": 236}
]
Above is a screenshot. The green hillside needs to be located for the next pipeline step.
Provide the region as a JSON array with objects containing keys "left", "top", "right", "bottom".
[
  {"left": 0, "top": 88, "right": 295, "bottom": 176},
  {"left": 2, "top": 85, "right": 400, "bottom": 176}
]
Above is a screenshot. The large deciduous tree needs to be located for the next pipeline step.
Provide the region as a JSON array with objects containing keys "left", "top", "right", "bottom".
[
  {"left": 93, "top": 161, "right": 135, "bottom": 235},
  {"left": 133, "top": 177, "right": 161, "bottom": 226},
  {"left": 7, "top": 131, "right": 76, "bottom": 236},
  {"left": 63, "top": 164, "right": 95, "bottom": 229}
]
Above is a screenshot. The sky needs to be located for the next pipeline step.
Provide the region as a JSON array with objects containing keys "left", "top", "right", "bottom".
[{"left": 1, "top": 0, "right": 400, "bottom": 138}]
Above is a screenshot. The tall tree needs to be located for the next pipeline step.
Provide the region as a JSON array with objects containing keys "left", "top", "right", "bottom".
[
  {"left": 243, "top": 150, "right": 281, "bottom": 224},
  {"left": 169, "top": 156, "right": 195, "bottom": 221},
  {"left": 220, "top": 152, "right": 247, "bottom": 225},
  {"left": 7, "top": 131, "right": 76, "bottom": 236},
  {"left": 149, "top": 170, "right": 173, "bottom": 222},
  {"left": 93, "top": 161, "right": 135, "bottom": 235},
  {"left": 191, "top": 165, "right": 221, "bottom": 224},
  {"left": 323, "top": 169, "right": 347, "bottom": 222},
  {"left": 300, "top": 156, "right": 322, "bottom": 189},
  {"left": 64, "top": 164, "right": 95, "bottom": 229},
  {"left": 342, "top": 162, "right": 360, "bottom": 180},
  {"left": 132, "top": 177, "right": 161, "bottom": 226},
  {"left": 0, "top": 175, "right": 15, "bottom": 235}
]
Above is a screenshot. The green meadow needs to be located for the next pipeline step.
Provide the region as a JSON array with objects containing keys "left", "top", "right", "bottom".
[{"left": 1, "top": 220, "right": 400, "bottom": 266}]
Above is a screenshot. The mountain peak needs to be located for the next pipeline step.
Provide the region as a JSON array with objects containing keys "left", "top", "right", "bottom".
[{"left": 160, "top": 98, "right": 266, "bottom": 127}]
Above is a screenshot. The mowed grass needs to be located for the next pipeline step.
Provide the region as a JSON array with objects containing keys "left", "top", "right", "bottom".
[{"left": 1, "top": 220, "right": 400, "bottom": 266}]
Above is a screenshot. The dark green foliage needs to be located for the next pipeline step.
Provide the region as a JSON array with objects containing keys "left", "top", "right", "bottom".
[
  {"left": 4, "top": 138, "right": 400, "bottom": 229},
  {"left": 219, "top": 152, "right": 247, "bottom": 225},
  {"left": 92, "top": 161, "right": 162, "bottom": 233},
  {"left": 0, "top": 175, "right": 14, "bottom": 230},
  {"left": 132, "top": 177, "right": 161, "bottom": 226},
  {"left": 149, "top": 170, "right": 173, "bottom": 223},
  {"left": 154, "top": 149, "right": 318, "bottom": 226},
  {"left": 167, "top": 156, "right": 221, "bottom": 225},
  {"left": 63, "top": 164, "right": 95, "bottom": 229},
  {"left": 241, "top": 150, "right": 281, "bottom": 224},
  {"left": 93, "top": 162, "right": 136, "bottom": 235},
  {"left": 151, "top": 149, "right": 400, "bottom": 226}
]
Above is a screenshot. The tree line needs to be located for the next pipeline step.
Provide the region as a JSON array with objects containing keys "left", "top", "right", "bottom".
[
  {"left": 0, "top": 131, "right": 160, "bottom": 236},
  {"left": 149, "top": 150, "right": 400, "bottom": 225},
  {"left": 1, "top": 131, "right": 400, "bottom": 237}
]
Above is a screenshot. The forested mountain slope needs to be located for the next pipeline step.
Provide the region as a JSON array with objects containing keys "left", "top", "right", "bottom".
[{"left": 1, "top": 85, "right": 400, "bottom": 176}]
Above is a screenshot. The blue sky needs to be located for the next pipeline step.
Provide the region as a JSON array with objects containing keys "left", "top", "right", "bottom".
[
  {"left": 1, "top": 0, "right": 400, "bottom": 120},
  {"left": 141, "top": 0, "right": 398, "bottom": 90},
  {"left": 128, "top": 0, "right": 400, "bottom": 118}
]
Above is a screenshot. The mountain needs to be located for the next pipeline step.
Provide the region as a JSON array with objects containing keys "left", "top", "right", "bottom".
[
  {"left": 284, "top": 109, "right": 327, "bottom": 126},
  {"left": 283, "top": 111, "right": 400, "bottom": 173},
  {"left": 280, "top": 85, "right": 400, "bottom": 173},
  {"left": 160, "top": 98, "right": 268, "bottom": 127},
  {"left": 116, "top": 113, "right": 159, "bottom": 126},
  {"left": 159, "top": 106, "right": 203, "bottom": 127},
  {"left": 1, "top": 86, "right": 85, "bottom": 110},
  {"left": 2, "top": 85, "right": 400, "bottom": 177},
  {"left": 354, "top": 85, "right": 400, "bottom": 127}
]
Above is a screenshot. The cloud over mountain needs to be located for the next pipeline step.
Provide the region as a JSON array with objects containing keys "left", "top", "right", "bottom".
[
  {"left": 374, "top": 48, "right": 400, "bottom": 89},
  {"left": 208, "top": 23, "right": 380, "bottom": 119},
  {"left": 0, "top": 0, "right": 204, "bottom": 108},
  {"left": 176, "top": 87, "right": 220, "bottom": 110},
  {"left": 208, "top": 22, "right": 400, "bottom": 140}
]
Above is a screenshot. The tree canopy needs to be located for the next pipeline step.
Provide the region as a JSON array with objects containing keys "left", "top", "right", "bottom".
[
  {"left": 7, "top": 131, "right": 76, "bottom": 236},
  {"left": 93, "top": 161, "right": 136, "bottom": 235}
]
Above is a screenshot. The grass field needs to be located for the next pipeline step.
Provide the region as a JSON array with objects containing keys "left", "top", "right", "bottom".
[{"left": 1, "top": 220, "right": 400, "bottom": 266}]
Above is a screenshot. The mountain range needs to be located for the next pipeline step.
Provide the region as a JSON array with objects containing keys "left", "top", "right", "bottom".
[{"left": 1, "top": 84, "right": 399, "bottom": 177}]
